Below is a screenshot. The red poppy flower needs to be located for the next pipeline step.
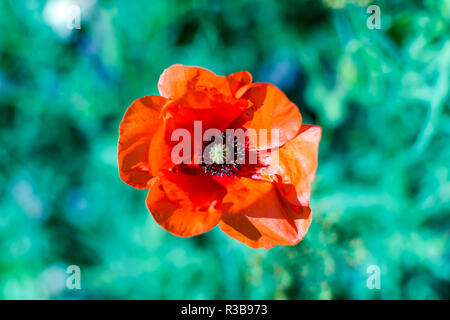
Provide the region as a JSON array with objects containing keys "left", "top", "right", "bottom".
[{"left": 118, "top": 64, "right": 321, "bottom": 249}]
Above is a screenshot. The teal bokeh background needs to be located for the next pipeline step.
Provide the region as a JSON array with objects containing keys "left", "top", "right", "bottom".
[{"left": 1, "top": 0, "right": 449, "bottom": 299}]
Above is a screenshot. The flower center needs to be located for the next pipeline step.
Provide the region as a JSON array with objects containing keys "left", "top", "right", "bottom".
[
  {"left": 209, "top": 143, "right": 228, "bottom": 164},
  {"left": 200, "top": 133, "right": 244, "bottom": 177}
]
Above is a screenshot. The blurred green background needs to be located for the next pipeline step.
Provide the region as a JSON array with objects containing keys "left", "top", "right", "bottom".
[{"left": 1, "top": 0, "right": 449, "bottom": 299}]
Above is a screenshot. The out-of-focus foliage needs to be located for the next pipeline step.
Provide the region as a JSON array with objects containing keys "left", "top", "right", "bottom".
[{"left": 1, "top": 0, "right": 449, "bottom": 299}]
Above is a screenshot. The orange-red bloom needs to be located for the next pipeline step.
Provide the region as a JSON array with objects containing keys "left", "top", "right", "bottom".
[{"left": 118, "top": 64, "right": 321, "bottom": 249}]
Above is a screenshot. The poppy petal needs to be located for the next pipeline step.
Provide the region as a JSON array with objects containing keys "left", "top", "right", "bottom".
[
  {"left": 234, "top": 83, "right": 302, "bottom": 150},
  {"left": 148, "top": 123, "right": 176, "bottom": 176},
  {"left": 256, "top": 124, "right": 321, "bottom": 207},
  {"left": 118, "top": 95, "right": 169, "bottom": 189},
  {"left": 146, "top": 171, "right": 225, "bottom": 237},
  {"left": 218, "top": 179, "right": 312, "bottom": 249},
  {"left": 158, "top": 65, "right": 253, "bottom": 105},
  {"left": 213, "top": 176, "right": 273, "bottom": 214},
  {"left": 158, "top": 64, "right": 231, "bottom": 101},
  {"left": 226, "top": 71, "right": 253, "bottom": 96}
]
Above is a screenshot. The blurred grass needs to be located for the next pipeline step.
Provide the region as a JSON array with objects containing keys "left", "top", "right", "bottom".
[{"left": 0, "top": 0, "right": 449, "bottom": 299}]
